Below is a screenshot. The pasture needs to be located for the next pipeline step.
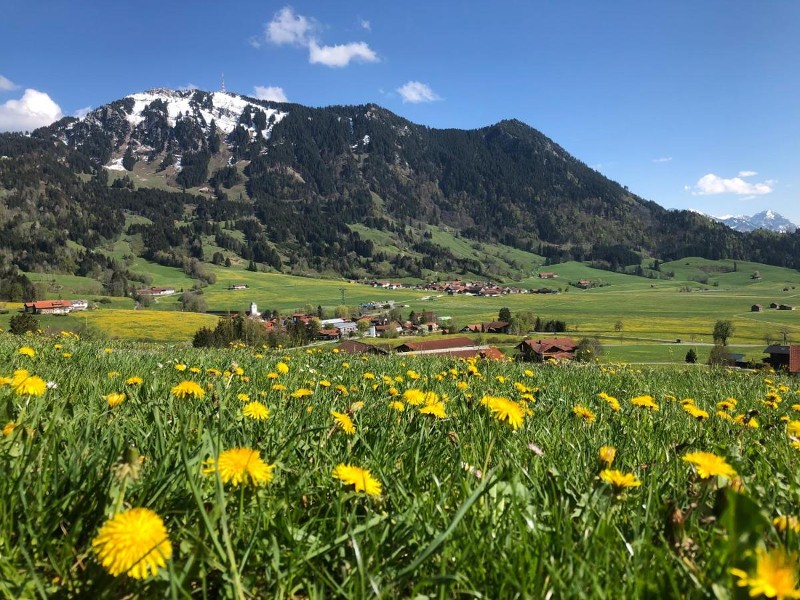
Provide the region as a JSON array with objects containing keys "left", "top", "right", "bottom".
[{"left": 1, "top": 336, "right": 798, "bottom": 597}]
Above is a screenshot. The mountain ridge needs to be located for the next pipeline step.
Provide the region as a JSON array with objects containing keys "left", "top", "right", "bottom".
[{"left": 1, "top": 87, "right": 799, "bottom": 289}]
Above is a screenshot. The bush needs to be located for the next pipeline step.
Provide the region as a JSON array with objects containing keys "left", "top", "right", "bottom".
[
  {"left": 685, "top": 348, "right": 698, "bottom": 364},
  {"left": 9, "top": 312, "right": 39, "bottom": 335}
]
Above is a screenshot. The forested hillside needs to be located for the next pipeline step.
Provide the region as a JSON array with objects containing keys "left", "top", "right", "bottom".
[{"left": 1, "top": 88, "right": 799, "bottom": 299}]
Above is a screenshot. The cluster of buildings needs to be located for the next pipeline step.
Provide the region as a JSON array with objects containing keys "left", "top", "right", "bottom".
[
  {"left": 366, "top": 278, "right": 562, "bottom": 296},
  {"left": 23, "top": 300, "right": 89, "bottom": 315}
]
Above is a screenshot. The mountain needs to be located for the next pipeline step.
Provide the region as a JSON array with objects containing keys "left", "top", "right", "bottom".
[
  {"left": 713, "top": 210, "right": 797, "bottom": 233},
  {"left": 1, "top": 87, "right": 800, "bottom": 291}
]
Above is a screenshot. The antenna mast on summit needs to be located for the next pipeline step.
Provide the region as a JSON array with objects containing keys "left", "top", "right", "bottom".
[{"left": 221, "top": 73, "right": 226, "bottom": 93}]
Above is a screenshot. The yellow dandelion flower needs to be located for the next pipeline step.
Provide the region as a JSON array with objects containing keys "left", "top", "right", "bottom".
[
  {"left": 631, "top": 395, "right": 659, "bottom": 411},
  {"left": 242, "top": 401, "right": 269, "bottom": 420},
  {"left": 206, "top": 368, "right": 221, "bottom": 376},
  {"left": 189, "top": 367, "right": 201, "bottom": 374},
  {"left": 272, "top": 383, "right": 287, "bottom": 391},
  {"left": 237, "top": 393, "right": 250, "bottom": 402},
  {"left": 62, "top": 352, "right": 72, "bottom": 358},
  {"left": 390, "top": 401, "right": 405, "bottom": 411},
  {"left": 572, "top": 404, "right": 597, "bottom": 423},
  {"left": 480, "top": 395, "right": 525, "bottom": 430},
  {"left": 717, "top": 399, "right": 737, "bottom": 412},
  {"left": 388, "top": 386, "right": 399, "bottom": 396},
  {"left": 597, "top": 392, "right": 621, "bottom": 411},
  {"left": 3, "top": 422, "right": 16, "bottom": 437},
  {"left": 203, "top": 448, "right": 274, "bottom": 486},
  {"left": 730, "top": 547, "right": 800, "bottom": 600},
  {"left": 423, "top": 391, "right": 441, "bottom": 406},
  {"left": 103, "top": 348, "right": 113, "bottom": 354},
  {"left": 773, "top": 515, "right": 800, "bottom": 534},
  {"left": 791, "top": 404, "right": 800, "bottom": 412},
  {"left": 290, "top": 388, "right": 313, "bottom": 398},
  {"left": 105, "top": 392, "right": 126, "bottom": 408},
  {"left": 12, "top": 371, "right": 47, "bottom": 396},
  {"left": 524, "top": 369, "right": 534, "bottom": 377},
  {"left": 407, "top": 370, "right": 420, "bottom": 379},
  {"left": 599, "top": 469, "right": 641, "bottom": 490},
  {"left": 332, "top": 464, "right": 382, "bottom": 497},
  {"left": 171, "top": 380, "right": 205, "bottom": 399},
  {"left": 457, "top": 381, "right": 469, "bottom": 391},
  {"left": 419, "top": 401, "right": 447, "bottom": 419},
  {"left": 599, "top": 446, "right": 616, "bottom": 466},
  {"left": 320, "top": 380, "right": 331, "bottom": 388},
  {"left": 793, "top": 441, "right": 800, "bottom": 451},
  {"left": 276, "top": 362, "right": 289, "bottom": 374},
  {"left": 174, "top": 363, "right": 187, "bottom": 372},
  {"left": 363, "top": 372, "right": 375, "bottom": 380},
  {"left": 403, "top": 389, "right": 426, "bottom": 406},
  {"left": 683, "top": 404, "right": 709, "bottom": 420},
  {"left": 18, "top": 346, "right": 35, "bottom": 358},
  {"left": 350, "top": 401, "right": 365, "bottom": 412},
  {"left": 683, "top": 451, "right": 737, "bottom": 479},
  {"left": 331, "top": 411, "right": 355, "bottom": 435},
  {"left": 787, "top": 421, "right": 800, "bottom": 437},
  {"left": 125, "top": 376, "right": 143, "bottom": 386},
  {"left": 747, "top": 417, "right": 760, "bottom": 429},
  {"left": 92, "top": 508, "right": 172, "bottom": 579}
]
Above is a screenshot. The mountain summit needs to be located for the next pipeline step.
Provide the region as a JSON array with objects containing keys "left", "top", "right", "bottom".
[{"left": 713, "top": 210, "right": 797, "bottom": 233}]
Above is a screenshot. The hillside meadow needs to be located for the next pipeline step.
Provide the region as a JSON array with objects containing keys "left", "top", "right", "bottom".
[
  {"left": 4, "top": 257, "right": 799, "bottom": 363},
  {"left": 1, "top": 335, "right": 799, "bottom": 598}
]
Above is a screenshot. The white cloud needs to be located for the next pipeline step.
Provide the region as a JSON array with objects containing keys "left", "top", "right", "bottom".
[
  {"left": 253, "top": 85, "right": 288, "bottom": 102},
  {"left": 652, "top": 156, "right": 672, "bottom": 163},
  {"left": 0, "top": 75, "right": 19, "bottom": 92},
  {"left": 73, "top": 106, "right": 93, "bottom": 118},
  {"left": 738, "top": 170, "right": 758, "bottom": 177},
  {"left": 267, "top": 6, "right": 315, "bottom": 46},
  {"left": 260, "top": 7, "right": 377, "bottom": 68},
  {"left": 308, "top": 40, "right": 378, "bottom": 67},
  {"left": 689, "top": 172, "right": 773, "bottom": 196},
  {"left": 360, "top": 19, "right": 371, "bottom": 31},
  {"left": 179, "top": 83, "right": 198, "bottom": 91},
  {"left": 0, "top": 88, "right": 63, "bottom": 132},
  {"left": 397, "top": 81, "right": 441, "bottom": 103}
]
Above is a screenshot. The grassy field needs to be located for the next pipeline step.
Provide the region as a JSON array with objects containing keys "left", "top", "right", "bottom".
[
  {"left": 1, "top": 336, "right": 799, "bottom": 598},
  {"left": 10, "top": 256, "right": 800, "bottom": 361}
]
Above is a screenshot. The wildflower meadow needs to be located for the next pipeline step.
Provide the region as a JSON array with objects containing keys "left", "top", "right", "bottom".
[{"left": 1, "top": 335, "right": 799, "bottom": 598}]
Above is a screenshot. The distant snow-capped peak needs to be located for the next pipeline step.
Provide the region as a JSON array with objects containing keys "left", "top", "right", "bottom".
[{"left": 710, "top": 210, "right": 797, "bottom": 233}]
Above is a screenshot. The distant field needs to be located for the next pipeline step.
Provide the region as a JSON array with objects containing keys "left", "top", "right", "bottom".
[{"left": 11, "top": 256, "right": 799, "bottom": 361}]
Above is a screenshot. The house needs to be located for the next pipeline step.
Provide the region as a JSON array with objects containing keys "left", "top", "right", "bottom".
[
  {"left": 335, "top": 340, "right": 389, "bottom": 355},
  {"left": 576, "top": 279, "right": 592, "bottom": 289},
  {"left": 483, "top": 321, "right": 510, "bottom": 334},
  {"left": 317, "top": 328, "right": 341, "bottom": 341},
  {"left": 515, "top": 337, "right": 578, "bottom": 362},
  {"left": 751, "top": 304, "right": 763, "bottom": 312},
  {"left": 23, "top": 300, "right": 73, "bottom": 315},
  {"left": 778, "top": 304, "right": 794, "bottom": 311},
  {"left": 538, "top": 272, "right": 558, "bottom": 279},
  {"left": 332, "top": 321, "right": 358, "bottom": 336},
  {"left": 228, "top": 284, "right": 248, "bottom": 290},
  {"left": 764, "top": 345, "right": 800, "bottom": 373},
  {"left": 70, "top": 300, "right": 89, "bottom": 311},
  {"left": 137, "top": 287, "right": 176, "bottom": 297},
  {"left": 396, "top": 336, "right": 476, "bottom": 354}
]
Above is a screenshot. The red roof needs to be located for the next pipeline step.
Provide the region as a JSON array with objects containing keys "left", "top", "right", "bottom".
[
  {"left": 790, "top": 345, "right": 800, "bottom": 374},
  {"left": 24, "top": 300, "right": 72, "bottom": 309},
  {"left": 396, "top": 336, "right": 475, "bottom": 352}
]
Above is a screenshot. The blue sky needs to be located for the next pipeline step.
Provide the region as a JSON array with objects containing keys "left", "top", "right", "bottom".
[{"left": 1, "top": 1, "right": 798, "bottom": 222}]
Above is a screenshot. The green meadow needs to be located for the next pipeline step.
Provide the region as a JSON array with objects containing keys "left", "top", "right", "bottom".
[
  {"left": 4, "top": 257, "right": 798, "bottom": 363},
  {"left": 1, "top": 337, "right": 799, "bottom": 598}
]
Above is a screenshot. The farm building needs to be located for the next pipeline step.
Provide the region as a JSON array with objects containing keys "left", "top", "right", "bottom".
[
  {"left": 763, "top": 345, "right": 800, "bottom": 373},
  {"left": 23, "top": 300, "right": 73, "bottom": 315},
  {"left": 335, "top": 340, "right": 388, "bottom": 355},
  {"left": 396, "top": 337, "right": 476, "bottom": 355},
  {"left": 751, "top": 304, "right": 762, "bottom": 312},
  {"left": 515, "top": 337, "right": 578, "bottom": 362},
  {"left": 538, "top": 272, "right": 558, "bottom": 279},
  {"left": 137, "top": 287, "right": 176, "bottom": 297}
]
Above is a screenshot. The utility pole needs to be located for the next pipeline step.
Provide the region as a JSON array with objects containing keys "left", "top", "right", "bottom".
[{"left": 339, "top": 288, "right": 346, "bottom": 304}]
